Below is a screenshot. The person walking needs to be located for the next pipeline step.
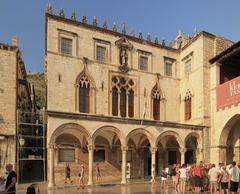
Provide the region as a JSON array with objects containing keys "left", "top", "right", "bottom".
[
  {"left": 96, "top": 163, "right": 101, "bottom": 183},
  {"left": 160, "top": 167, "right": 167, "bottom": 190},
  {"left": 78, "top": 164, "right": 85, "bottom": 189},
  {"left": 208, "top": 163, "right": 220, "bottom": 194},
  {"left": 179, "top": 164, "right": 187, "bottom": 193},
  {"left": 5, "top": 164, "right": 17, "bottom": 194},
  {"left": 65, "top": 163, "right": 73, "bottom": 184},
  {"left": 219, "top": 165, "right": 229, "bottom": 194},
  {"left": 229, "top": 161, "right": 240, "bottom": 194}
]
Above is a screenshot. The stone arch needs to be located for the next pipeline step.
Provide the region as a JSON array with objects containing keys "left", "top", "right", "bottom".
[
  {"left": 92, "top": 125, "right": 125, "bottom": 146},
  {"left": 126, "top": 128, "right": 155, "bottom": 147},
  {"left": 219, "top": 114, "right": 240, "bottom": 146},
  {"left": 155, "top": 130, "right": 184, "bottom": 149},
  {"left": 75, "top": 65, "right": 96, "bottom": 113},
  {"left": 184, "top": 132, "right": 200, "bottom": 146},
  {"left": 49, "top": 123, "right": 92, "bottom": 146}
]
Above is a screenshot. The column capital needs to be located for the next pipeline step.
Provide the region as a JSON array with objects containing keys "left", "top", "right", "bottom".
[
  {"left": 88, "top": 145, "right": 95, "bottom": 151},
  {"left": 48, "top": 143, "right": 55, "bottom": 149},
  {"left": 180, "top": 148, "right": 187, "bottom": 153},
  {"left": 121, "top": 146, "right": 128, "bottom": 151},
  {"left": 150, "top": 147, "right": 157, "bottom": 153}
]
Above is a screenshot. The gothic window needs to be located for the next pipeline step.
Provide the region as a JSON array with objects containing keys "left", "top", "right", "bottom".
[
  {"left": 152, "top": 88, "right": 161, "bottom": 120},
  {"left": 128, "top": 89, "right": 134, "bottom": 118},
  {"left": 112, "top": 87, "right": 118, "bottom": 116},
  {"left": 184, "top": 90, "right": 192, "bottom": 120},
  {"left": 79, "top": 75, "right": 90, "bottom": 113},
  {"left": 111, "top": 76, "right": 135, "bottom": 118}
]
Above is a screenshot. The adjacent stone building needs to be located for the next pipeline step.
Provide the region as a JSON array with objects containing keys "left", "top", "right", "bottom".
[
  {"left": 0, "top": 37, "right": 35, "bottom": 173},
  {"left": 45, "top": 6, "right": 238, "bottom": 187}
]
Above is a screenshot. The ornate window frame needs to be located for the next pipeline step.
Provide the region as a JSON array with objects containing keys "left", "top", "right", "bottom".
[
  {"left": 93, "top": 38, "right": 111, "bottom": 63},
  {"left": 137, "top": 49, "right": 152, "bottom": 72}
]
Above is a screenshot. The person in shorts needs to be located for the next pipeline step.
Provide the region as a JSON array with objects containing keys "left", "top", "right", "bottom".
[
  {"left": 208, "top": 163, "right": 220, "bottom": 194},
  {"left": 179, "top": 164, "right": 187, "bottom": 193},
  {"left": 171, "top": 164, "right": 177, "bottom": 189},
  {"left": 64, "top": 163, "right": 73, "bottom": 184},
  {"left": 219, "top": 165, "right": 229, "bottom": 194},
  {"left": 160, "top": 168, "right": 167, "bottom": 190},
  {"left": 229, "top": 161, "right": 240, "bottom": 194},
  {"left": 78, "top": 164, "right": 85, "bottom": 189}
]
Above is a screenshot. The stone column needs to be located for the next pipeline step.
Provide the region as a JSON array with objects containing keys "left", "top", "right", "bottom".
[
  {"left": 48, "top": 144, "right": 55, "bottom": 188},
  {"left": 180, "top": 148, "right": 186, "bottom": 165},
  {"left": 126, "top": 91, "right": 129, "bottom": 118},
  {"left": 151, "top": 147, "right": 157, "bottom": 182},
  {"left": 121, "top": 146, "right": 127, "bottom": 184},
  {"left": 88, "top": 145, "right": 94, "bottom": 186},
  {"left": 118, "top": 91, "right": 121, "bottom": 117}
]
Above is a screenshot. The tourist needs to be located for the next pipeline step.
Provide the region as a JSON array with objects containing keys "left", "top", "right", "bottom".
[
  {"left": 160, "top": 167, "right": 167, "bottom": 190},
  {"left": 65, "top": 163, "right": 73, "bottom": 184},
  {"left": 78, "top": 164, "right": 85, "bottom": 189},
  {"left": 96, "top": 163, "right": 101, "bottom": 183},
  {"left": 171, "top": 164, "right": 177, "bottom": 190},
  {"left": 229, "top": 161, "right": 240, "bottom": 194},
  {"left": 0, "top": 177, "right": 5, "bottom": 192},
  {"left": 175, "top": 164, "right": 180, "bottom": 192},
  {"left": 189, "top": 163, "right": 195, "bottom": 192},
  {"left": 179, "top": 164, "right": 187, "bottom": 193},
  {"left": 219, "top": 165, "right": 229, "bottom": 194},
  {"left": 208, "top": 163, "right": 220, "bottom": 194},
  {"left": 193, "top": 162, "right": 203, "bottom": 194},
  {"left": 5, "top": 164, "right": 17, "bottom": 194}
]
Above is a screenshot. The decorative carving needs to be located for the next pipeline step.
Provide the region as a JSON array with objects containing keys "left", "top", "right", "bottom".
[
  {"left": 115, "top": 37, "right": 133, "bottom": 73},
  {"left": 82, "top": 16, "right": 87, "bottom": 24},
  {"left": 59, "top": 8, "right": 65, "bottom": 18},
  {"left": 154, "top": 37, "right": 158, "bottom": 44},
  {"left": 102, "top": 20, "right": 107, "bottom": 29},
  {"left": 93, "top": 16, "right": 97, "bottom": 26},
  {"left": 138, "top": 32, "right": 143, "bottom": 40},
  {"left": 112, "top": 22, "right": 117, "bottom": 32},
  {"left": 147, "top": 33, "right": 151, "bottom": 42},
  {"left": 46, "top": 3, "right": 52, "bottom": 14},
  {"left": 122, "top": 23, "right": 126, "bottom": 35},
  {"left": 161, "top": 38, "right": 166, "bottom": 46},
  {"left": 88, "top": 145, "right": 95, "bottom": 151},
  {"left": 71, "top": 11, "right": 76, "bottom": 21}
]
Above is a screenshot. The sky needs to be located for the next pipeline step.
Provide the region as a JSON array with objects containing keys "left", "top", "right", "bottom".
[{"left": 0, "top": 0, "right": 240, "bottom": 72}]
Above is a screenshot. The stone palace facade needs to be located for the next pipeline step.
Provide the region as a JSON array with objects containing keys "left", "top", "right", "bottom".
[{"left": 45, "top": 6, "right": 239, "bottom": 187}]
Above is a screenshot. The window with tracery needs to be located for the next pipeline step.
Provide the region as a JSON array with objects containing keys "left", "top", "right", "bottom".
[
  {"left": 152, "top": 88, "right": 161, "bottom": 120},
  {"left": 111, "top": 76, "right": 135, "bottom": 118},
  {"left": 184, "top": 90, "right": 192, "bottom": 120},
  {"left": 79, "top": 74, "right": 90, "bottom": 113}
]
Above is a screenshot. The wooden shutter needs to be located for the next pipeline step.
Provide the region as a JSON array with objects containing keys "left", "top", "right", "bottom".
[
  {"left": 185, "top": 98, "right": 191, "bottom": 120},
  {"left": 79, "top": 83, "right": 90, "bottom": 113},
  {"left": 112, "top": 87, "right": 118, "bottom": 116},
  {"left": 153, "top": 98, "right": 160, "bottom": 120},
  {"left": 128, "top": 90, "right": 134, "bottom": 118},
  {"left": 120, "top": 88, "right": 126, "bottom": 117}
]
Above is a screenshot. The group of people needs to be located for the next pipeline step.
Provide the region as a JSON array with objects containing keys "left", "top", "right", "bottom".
[
  {"left": 159, "top": 161, "right": 240, "bottom": 194},
  {"left": 65, "top": 163, "right": 101, "bottom": 189},
  {"left": 0, "top": 164, "right": 17, "bottom": 194}
]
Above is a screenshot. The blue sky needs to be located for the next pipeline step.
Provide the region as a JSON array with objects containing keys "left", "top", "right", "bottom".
[{"left": 0, "top": 0, "right": 240, "bottom": 72}]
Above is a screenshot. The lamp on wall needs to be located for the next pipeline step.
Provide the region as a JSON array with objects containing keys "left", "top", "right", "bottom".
[{"left": 19, "top": 138, "right": 25, "bottom": 146}]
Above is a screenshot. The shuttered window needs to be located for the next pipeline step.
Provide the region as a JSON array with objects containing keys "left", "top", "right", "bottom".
[
  {"left": 112, "top": 87, "right": 118, "bottom": 116},
  {"left": 153, "top": 98, "right": 160, "bottom": 120},
  {"left": 184, "top": 97, "right": 191, "bottom": 120},
  {"left": 120, "top": 88, "right": 126, "bottom": 117},
  {"left": 128, "top": 89, "right": 134, "bottom": 118},
  {"left": 79, "top": 82, "right": 90, "bottom": 113}
]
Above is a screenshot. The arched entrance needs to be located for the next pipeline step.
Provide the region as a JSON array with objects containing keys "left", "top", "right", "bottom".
[
  {"left": 184, "top": 133, "right": 199, "bottom": 164},
  {"left": 48, "top": 123, "right": 91, "bottom": 187},
  {"left": 92, "top": 126, "right": 123, "bottom": 183},
  {"left": 126, "top": 129, "right": 154, "bottom": 179},
  {"left": 219, "top": 114, "right": 240, "bottom": 164}
]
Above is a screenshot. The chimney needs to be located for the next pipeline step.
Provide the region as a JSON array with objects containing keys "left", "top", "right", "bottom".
[{"left": 12, "top": 36, "right": 18, "bottom": 47}]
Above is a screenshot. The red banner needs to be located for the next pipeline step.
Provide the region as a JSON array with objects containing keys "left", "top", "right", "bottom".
[{"left": 217, "top": 76, "right": 240, "bottom": 111}]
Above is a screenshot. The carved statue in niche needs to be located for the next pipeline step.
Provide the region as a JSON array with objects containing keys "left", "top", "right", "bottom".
[
  {"left": 115, "top": 37, "right": 133, "bottom": 73},
  {"left": 120, "top": 48, "right": 128, "bottom": 66}
]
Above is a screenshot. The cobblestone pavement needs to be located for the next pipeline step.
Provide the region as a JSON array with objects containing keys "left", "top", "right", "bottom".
[{"left": 22, "top": 182, "right": 213, "bottom": 194}]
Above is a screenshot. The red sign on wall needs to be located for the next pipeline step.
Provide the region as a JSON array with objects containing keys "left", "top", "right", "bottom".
[{"left": 217, "top": 76, "right": 240, "bottom": 111}]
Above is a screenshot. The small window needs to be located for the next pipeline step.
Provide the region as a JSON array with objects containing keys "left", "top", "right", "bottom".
[
  {"left": 96, "top": 45, "right": 106, "bottom": 62},
  {"left": 165, "top": 62, "right": 172, "bottom": 76},
  {"left": 58, "top": 148, "right": 75, "bottom": 162},
  {"left": 185, "top": 59, "right": 191, "bottom": 76},
  {"left": 139, "top": 56, "right": 148, "bottom": 71},
  {"left": 61, "top": 37, "right": 72, "bottom": 55}
]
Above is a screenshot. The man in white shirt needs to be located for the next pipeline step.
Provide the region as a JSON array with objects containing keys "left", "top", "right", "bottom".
[
  {"left": 208, "top": 164, "right": 220, "bottom": 194},
  {"left": 229, "top": 161, "right": 240, "bottom": 194}
]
